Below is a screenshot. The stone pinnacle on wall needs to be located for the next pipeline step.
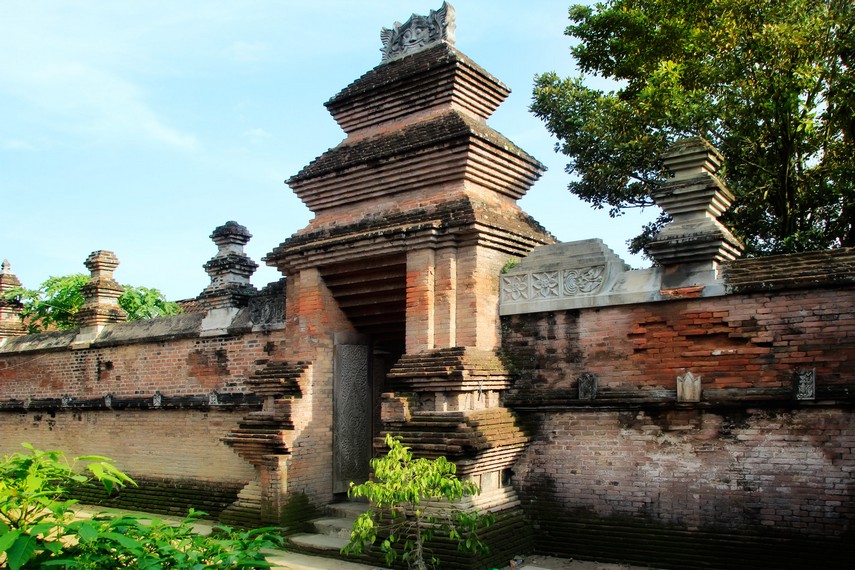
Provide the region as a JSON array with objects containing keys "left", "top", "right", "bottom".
[
  {"left": 75, "top": 250, "right": 127, "bottom": 335},
  {"left": 645, "top": 137, "right": 745, "bottom": 268},
  {"left": 200, "top": 221, "right": 258, "bottom": 310},
  {"left": 0, "top": 260, "right": 27, "bottom": 339}
]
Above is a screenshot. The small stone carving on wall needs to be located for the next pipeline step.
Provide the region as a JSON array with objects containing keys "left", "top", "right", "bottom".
[
  {"left": 249, "top": 296, "right": 285, "bottom": 326},
  {"left": 578, "top": 373, "right": 598, "bottom": 400},
  {"left": 676, "top": 370, "right": 701, "bottom": 402},
  {"left": 794, "top": 368, "right": 816, "bottom": 400}
]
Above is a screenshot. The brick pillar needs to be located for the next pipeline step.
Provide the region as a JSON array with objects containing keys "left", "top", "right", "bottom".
[
  {"left": 280, "top": 266, "right": 355, "bottom": 505},
  {"left": 434, "top": 247, "right": 457, "bottom": 348},
  {"left": 453, "top": 244, "right": 506, "bottom": 350},
  {"left": 0, "top": 260, "right": 26, "bottom": 340},
  {"left": 74, "top": 250, "right": 127, "bottom": 341},
  {"left": 406, "top": 249, "right": 436, "bottom": 353}
]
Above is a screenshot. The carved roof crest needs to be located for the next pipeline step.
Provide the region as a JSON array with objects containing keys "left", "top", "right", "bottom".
[{"left": 380, "top": 2, "right": 456, "bottom": 63}]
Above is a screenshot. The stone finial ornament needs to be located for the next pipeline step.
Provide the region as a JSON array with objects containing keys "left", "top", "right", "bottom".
[
  {"left": 380, "top": 2, "right": 456, "bottom": 62},
  {"left": 199, "top": 221, "right": 259, "bottom": 335},
  {"left": 0, "top": 260, "right": 22, "bottom": 294},
  {"left": 201, "top": 221, "right": 258, "bottom": 306},
  {"left": 76, "top": 250, "right": 127, "bottom": 334},
  {"left": 0, "top": 260, "right": 27, "bottom": 339},
  {"left": 646, "top": 137, "right": 744, "bottom": 268}
]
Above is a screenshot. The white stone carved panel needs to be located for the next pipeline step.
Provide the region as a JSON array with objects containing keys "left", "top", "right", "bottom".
[
  {"left": 563, "top": 266, "right": 605, "bottom": 296},
  {"left": 502, "top": 274, "right": 530, "bottom": 302},
  {"left": 532, "top": 272, "right": 560, "bottom": 298}
]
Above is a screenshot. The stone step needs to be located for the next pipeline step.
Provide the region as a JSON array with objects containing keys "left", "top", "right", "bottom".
[
  {"left": 288, "top": 532, "right": 350, "bottom": 553},
  {"left": 326, "top": 501, "right": 369, "bottom": 519},
  {"left": 311, "top": 517, "right": 357, "bottom": 539},
  {"left": 285, "top": 501, "right": 368, "bottom": 560}
]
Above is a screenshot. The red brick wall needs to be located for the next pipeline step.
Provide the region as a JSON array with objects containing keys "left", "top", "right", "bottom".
[
  {"left": 503, "top": 288, "right": 855, "bottom": 397},
  {"left": 0, "top": 328, "right": 287, "bottom": 516},
  {"left": 502, "top": 286, "right": 855, "bottom": 567},
  {"left": 0, "top": 332, "right": 287, "bottom": 401}
]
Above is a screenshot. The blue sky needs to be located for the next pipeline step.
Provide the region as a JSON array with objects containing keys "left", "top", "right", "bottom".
[{"left": 1, "top": 0, "right": 657, "bottom": 300}]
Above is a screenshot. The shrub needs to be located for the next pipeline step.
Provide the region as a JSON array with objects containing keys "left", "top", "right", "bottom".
[
  {"left": 342, "top": 434, "right": 493, "bottom": 569},
  {"left": 0, "top": 444, "right": 281, "bottom": 569}
]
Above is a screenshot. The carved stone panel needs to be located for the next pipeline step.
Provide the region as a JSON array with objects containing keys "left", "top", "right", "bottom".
[
  {"left": 532, "top": 272, "right": 560, "bottom": 298},
  {"left": 794, "top": 368, "right": 816, "bottom": 400},
  {"left": 578, "top": 373, "right": 598, "bottom": 400},
  {"left": 502, "top": 274, "right": 530, "bottom": 302},
  {"left": 333, "top": 343, "right": 372, "bottom": 494}
]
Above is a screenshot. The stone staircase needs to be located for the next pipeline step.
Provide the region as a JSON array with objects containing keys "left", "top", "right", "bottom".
[{"left": 287, "top": 501, "right": 366, "bottom": 558}]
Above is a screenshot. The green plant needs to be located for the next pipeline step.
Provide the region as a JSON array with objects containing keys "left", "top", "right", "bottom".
[
  {"left": 46, "top": 510, "right": 279, "bottom": 569},
  {"left": 342, "top": 434, "right": 494, "bottom": 570},
  {"left": 500, "top": 258, "right": 520, "bottom": 274},
  {"left": 0, "top": 443, "right": 136, "bottom": 569},
  {"left": 0, "top": 444, "right": 281, "bottom": 569}
]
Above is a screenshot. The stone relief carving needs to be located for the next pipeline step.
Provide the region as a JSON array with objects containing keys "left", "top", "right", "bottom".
[
  {"left": 503, "top": 266, "right": 607, "bottom": 304},
  {"left": 794, "top": 368, "right": 816, "bottom": 400},
  {"left": 532, "top": 272, "right": 560, "bottom": 298},
  {"left": 380, "top": 2, "right": 456, "bottom": 62},
  {"left": 333, "top": 344, "right": 371, "bottom": 493},
  {"left": 564, "top": 266, "right": 605, "bottom": 296},
  {"left": 502, "top": 274, "right": 529, "bottom": 302},
  {"left": 578, "top": 373, "right": 598, "bottom": 400},
  {"left": 676, "top": 370, "right": 701, "bottom": 402},
  {"left": 249, "top": 295, "right": 285, "bottom": 326}
]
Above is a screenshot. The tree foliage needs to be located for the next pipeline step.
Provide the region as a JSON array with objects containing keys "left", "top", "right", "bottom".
[
  {"left": 0, "top": 444, "right": 280, "bottom": 569},
  {"left": 342, "top": 434, "right": 493, "bottom": 570},
  {"left": 2, "top": 274, "right": 182, "bottom": 333},
  {"left": 532, "top": 0, "right": 854, "bottom": 255}
]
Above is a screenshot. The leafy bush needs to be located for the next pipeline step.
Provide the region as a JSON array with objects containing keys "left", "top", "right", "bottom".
[
  {"left": 0, "top": 444, "right": 281, "bottom": 569},
  {"left": 342, "top": 434, "right": 493, "bottom": 569}
]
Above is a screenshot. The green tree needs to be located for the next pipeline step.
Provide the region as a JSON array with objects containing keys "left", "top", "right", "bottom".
[
  {"left": 532, "top": 0, "right": 854, "bottom": 256},
  {"left": 343, "top": 435, "right": 493, "bottom": 570},
  {"left": 2, "top": 274, "right": 182, "bottom": 333}
]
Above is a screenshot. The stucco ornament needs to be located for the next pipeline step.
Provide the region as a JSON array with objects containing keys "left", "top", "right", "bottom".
[{"left": 380, "top": 2, "right": 456, "bottom": 62}]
